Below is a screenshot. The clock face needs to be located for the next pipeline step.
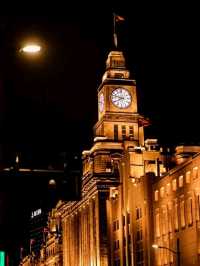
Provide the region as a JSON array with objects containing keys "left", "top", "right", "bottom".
[
  {"left": 99, "top": 93, "right": 104, "bottom": 112},
  {"left": 111, "top": 88, "right": 131, "bottom": 108}
]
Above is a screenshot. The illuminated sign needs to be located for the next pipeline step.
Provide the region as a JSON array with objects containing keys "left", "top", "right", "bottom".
[
  {"left": 0, "top": 251, "right": 5, "bottom": 266},
  {"left": 31, "top": 208, "right": 42, "bottom": 218}
]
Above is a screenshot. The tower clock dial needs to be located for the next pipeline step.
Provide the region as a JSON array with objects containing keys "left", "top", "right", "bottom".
[
  {"left": 99, "top": 93, "right": 104, "bottom": 112},
  {"left": 111, "top": 88, "right": 131, "bottom": 108}
]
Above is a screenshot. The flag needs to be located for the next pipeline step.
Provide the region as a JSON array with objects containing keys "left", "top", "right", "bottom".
[{"left": 115, "top": 14, "right": 125, "bottom": 22}]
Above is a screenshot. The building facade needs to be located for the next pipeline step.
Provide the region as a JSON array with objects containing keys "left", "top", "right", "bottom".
[
  {"left": 152, "top": 146, "right": 200, "bottom": 265},
  {"left": 58, "top": 50, "right": 167, "bottom": 266},
  {"left": 20, "top": 49, "right": 200, "bottom": 266},
  {"left": 58, "top": 49, "right": 200, "bottom": 266},
  {"left": 20, "top": 205, "right": 63, "bottom": 266}
]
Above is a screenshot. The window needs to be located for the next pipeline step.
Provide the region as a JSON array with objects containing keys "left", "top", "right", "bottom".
[
  {"left": 127, "top": 212, "right": 131, "bottom": 224},
  {"left": 128, "top": 234, "right": 131, "bottom": 244},
  {"left": 114, "top": 125, "right": 118, "bottom": 141},
  {"left": 129, "top": 126, "right": 134, "bottom": 139},
  {"left": 172, "top": 179, "right": 177, "bottom": 191},
  {"left": 123, "top": 215, "right": 125, "bottom": 226},
  {"left": 180, "top": 199, "right": 186, "bottom": 228},
  {"left": 166, "top": 183, "right": 171, "bottom": 195},
  {"left": 168, "top": 202, "right": 173, "bottom": 233},
  {"left": 187, "top": 198, "right": 193, "bottom": 226},
  {"left": 174, "top": 200, "right": 179, "bottom": 231},
  {"left": 113, "top": 220, "right": 119, "bottom": 231},
  {"left": 114, "top": 240, "right": 120, "bottom": 250},
  {"left": 179, "top": 175, "right": 184, "bottom": 188},
  {"left": 155, "top": 190, "right": 159, "bottom": 201},
  {"left": 136, "top": 250, "right": 144, "bottom": 264},
  {"left": 136, "top": 238, "right": 144, "bottom": 265},
  {"left": 160, "top": 187, "right": 165, "bottom": 198},
  {"left": 121, "top": 125, "right": 126, "bottom": 140},
  {"left": 196, "top": 194, "right": 200, "bottom": 221},
  {"left": 193, "top": 167, "right": 198, "bottom": 179},
  {"left": 136, "top": 207, "right": 142, "bottom": 220},
  {"left": 162, "top": 206, "right": 168, "bottom": 235},
  {"left": 186, "top": 171, "right": 191, "bottom": 184},
  {"left": 123, "top": 236, "right": 126, "bottom": 246},
  {"left": 112, "top": 59, "right": 124, "bottom": 68},
  {"left": 155, "top": 211, "right": 160, "bottom": 237},
  {"left": 136, "top": 230, "right": 143, "bottom": 241},
  {"left": 115, "top": 73, "right": 124, "bottom": 78},
  {"left": 163, "top": 246, "right": 168, "bottom": 265}
]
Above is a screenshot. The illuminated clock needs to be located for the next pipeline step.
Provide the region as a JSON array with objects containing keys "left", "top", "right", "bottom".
[
  {"left": 111, "top": 88, "right": 131, "bottom": 108},
  {"left": 99, "top": 93, "right": 104, "bottom": 112}
]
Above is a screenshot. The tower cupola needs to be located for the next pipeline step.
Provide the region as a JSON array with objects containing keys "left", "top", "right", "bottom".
[{"left": 102, "top": 51, "right": 130, "bottom": 82}]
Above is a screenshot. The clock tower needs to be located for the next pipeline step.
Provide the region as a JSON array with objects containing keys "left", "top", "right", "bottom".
[
  {"left": 59, "top": 48, "right": 163, "bottom": 266},
  {"left": 95, "top": 50, "right": 148, "bottom": 145}
]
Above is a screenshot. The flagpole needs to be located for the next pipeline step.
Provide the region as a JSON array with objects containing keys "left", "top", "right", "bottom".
[{"left": 113, "top": 13, "right": 117, "bottom": 48}]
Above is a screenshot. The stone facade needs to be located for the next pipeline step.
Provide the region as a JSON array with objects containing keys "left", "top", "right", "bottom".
[
  {"left": 20, "top": 205, "right": 63, "bottom": 266},
  {"left": 58, "top": 50, "right": 167, "bottom": 266},
  {"left": 20, "top": 49, "right": 200, "bottom": 266}
]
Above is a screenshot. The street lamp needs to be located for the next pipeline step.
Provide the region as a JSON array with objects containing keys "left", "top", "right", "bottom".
[
  {"left": 152, "top": 238, "right": 180, "bottom": 266},
  {"left": 19, "top": 43, "right": 41, "bottom": 54}
]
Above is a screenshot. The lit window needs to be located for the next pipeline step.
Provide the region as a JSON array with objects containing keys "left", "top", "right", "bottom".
[
  {"left": 193, "top": 167, "right": 198, "bottom": 179},
  {"left": 155, "top": 211, "right": 160, "bottom": 237},
  {"left": 180, "top": 199, "right": 185, "bottom": 228},
  {"left": 163, "top": 246, "right": 168, "bottom": 265},
  {"left": 196, "top": 194, "right": 200, "bottom": 221},
  {"left": 160, "top": 187, "right": 165, "bottom": 198},
  {"left": 179, "top": 175, "right": 184, "bottom": 188},
  {"left": 168, "top": 202, "right": 173, "bottom": 233},
  {"left": 172, "top": 179, "right": 177, "bottom": 191},
  {"left": 187, "top": 197, "right": 193, "bottom": 226},
  {"left": 186, "top": 171, "right": 191, "bottom": 184},
  {"left": 166, "top": 183, "right": 171, "bottom": 195},
  {"left": 174, "top": 200, "right": 179, "bottom": 231},
  {"left": 155, "top": 190, "right": 159, "bottom": 201},
  {"left": 162, "top": 206, "right": 168, "bottom": 235}
]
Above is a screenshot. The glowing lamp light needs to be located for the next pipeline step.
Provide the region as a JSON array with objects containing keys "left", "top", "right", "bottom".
[
  {"left": 152, "top": 244, "right": 159, "bottom": 249},
  {"left": 49, "top": 179, "right": 56, "bottom": 186},
  {"left": 16, "top": 155, "right": 19, "bottom": 164},
  {"left": 21, "top": 44, "right": 41, "bottom": 53}
]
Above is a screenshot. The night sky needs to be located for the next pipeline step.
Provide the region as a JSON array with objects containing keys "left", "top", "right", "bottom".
[{"left": 0, "top": 6, "right": 199, "bottom": 262}]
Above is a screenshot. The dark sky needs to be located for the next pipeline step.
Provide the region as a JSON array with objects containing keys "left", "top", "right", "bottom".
[
  {"left": 0, "top": 6, "right": 199, "bottom": 262},
  {"left": 0, "top": 11, "right": 199, "bottom": 154}
]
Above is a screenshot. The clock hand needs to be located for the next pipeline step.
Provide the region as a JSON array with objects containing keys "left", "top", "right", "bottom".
[{"left": 113, "top": 96, "right": 124, "bottom": 101}]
